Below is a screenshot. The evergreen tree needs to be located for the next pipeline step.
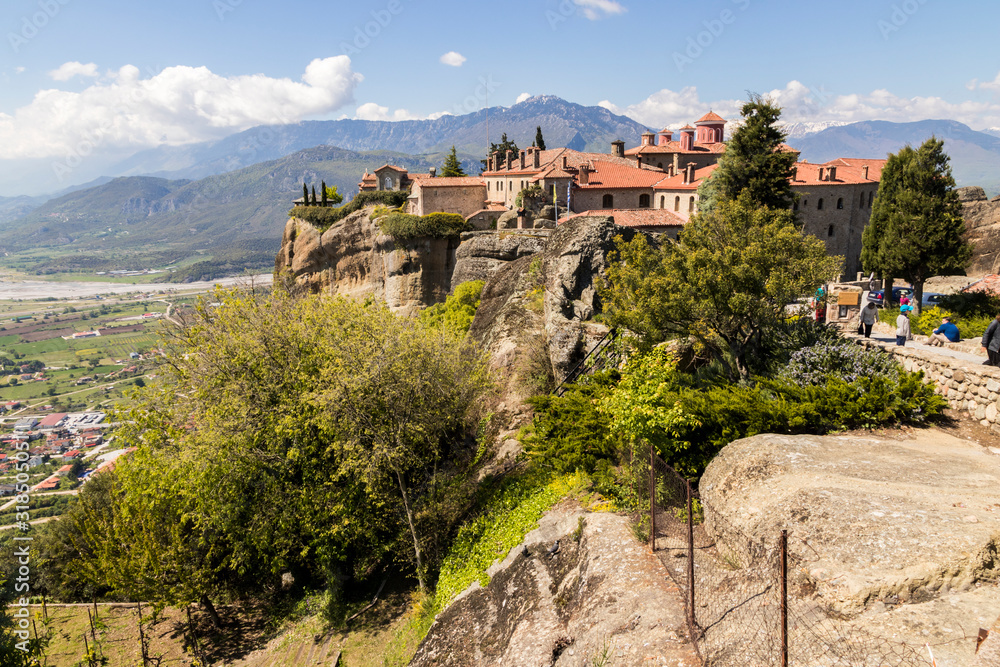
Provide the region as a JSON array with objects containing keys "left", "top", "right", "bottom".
[
  {"left": 321, "top": 180, "right": 328, "bottom": 206},
  {"left": 311, "top": 186, "right": 317, "bottom": 205},
  {"left": 861, "top": 137, "right": 971, "bottom": 312},
  {"left": 302, "top": 183, "right": 309, "bottom": 206},
  {"left": 697, "top": 94, "right": 796, "bottom": 213},
  {"left": 440, "top": 146, "right": 466, "bottom": 177},
  {"left": 534, "top": 126, "right": 546, "bottom": 151},
  {"left": 324, "top": 184, "right": 344, "bottom": 206},
  {"left": 481, "top": 133, "right": 520, "bottom": 171}
]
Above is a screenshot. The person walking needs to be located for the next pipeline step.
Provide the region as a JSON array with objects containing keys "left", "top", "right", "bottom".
[
  {"left": 896, "top": 305, "right": 912, "bottom": 346},
  {"left": 981, "top": 313, "right": 1000, "bottom": 365},
  {"left": 928, "top": 316, "right": 960, "bottom": 347},
  {"left": 859, "top": 301, "right": 878, "bottom": 338}
]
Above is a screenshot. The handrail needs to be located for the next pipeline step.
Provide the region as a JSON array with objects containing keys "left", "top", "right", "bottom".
[{"left": 554, "top": 328, "right": 617, "bottom": 396}]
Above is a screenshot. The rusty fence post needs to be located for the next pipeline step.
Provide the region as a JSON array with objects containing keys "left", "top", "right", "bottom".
[
  {"left": 686, "top": 479, "right": 695, "bottom": 629},
  {"left": 649, "top": 446, "right": 656, "bottom": 552},
  {"left": 781, "top": 529, "right": 788, "bottom": 667}
]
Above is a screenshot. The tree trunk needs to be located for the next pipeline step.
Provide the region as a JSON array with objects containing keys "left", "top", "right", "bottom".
[
  {"left": 395, "top": 468, "right": 426, "bottom": 592},
  {"left": 200, "top": 594, "right": 224, "bottom": 629},
  {"left": 912, "top": 280, "right": 924, "bottom": 316}
]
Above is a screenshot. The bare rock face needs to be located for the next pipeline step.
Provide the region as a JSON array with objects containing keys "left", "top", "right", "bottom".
[
  {"left": 450, "top": 230, "right": 549, "bottom": 288},
  {"left": 700, "top": 431, "right": 1000, "bottom": 666},
  {"left": 273, "top": 209, "right": 459, "bottom": 316},
  {"left": 962, "top": 191, "right": 1000, "bottom": 276},
  {"left": 409, "top": 507, "right": 698, "bottom": 666}
]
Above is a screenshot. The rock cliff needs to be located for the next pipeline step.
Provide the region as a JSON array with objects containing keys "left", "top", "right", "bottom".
[{"left": 960, "top": 186, "right": 1000, "bottom": 276}]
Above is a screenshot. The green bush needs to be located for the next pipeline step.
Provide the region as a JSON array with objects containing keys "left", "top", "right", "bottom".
[
  {"left": 290, "top": 190, "right": 410, "bottom": 230},
  {"left": 419, "top": 280, "right": 484, "bottom": 334},
  {"left": 937, "top": 291, "right": 1000, "bottom": 318},
  {"left": 378, "top": 211, "right": 470, "bottom": 239},
  {"left": 883, "top": 305, "right": 992, "bottom": 339}
]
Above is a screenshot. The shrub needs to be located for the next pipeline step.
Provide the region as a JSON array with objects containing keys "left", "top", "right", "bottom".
[
  {"left": 289, "top": 190, "right": 410, "bottom": 230},
  {"left": 419, "top": 280, "right": 484, "bottom": 334},
  {"left": 779, "top": 338, "right": 900, "bottom": 386},
  {"left": 378, "top": 211, "right": 470, "bottom": 239}
]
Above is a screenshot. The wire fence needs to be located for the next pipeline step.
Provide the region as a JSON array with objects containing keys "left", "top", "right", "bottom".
[{"left": 647, "top": 450, "right": 933, "bottom": 667}]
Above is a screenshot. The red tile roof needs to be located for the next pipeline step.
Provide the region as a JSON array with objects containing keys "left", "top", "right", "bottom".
[
  {"left": 790, "top": 158, "right": 886, "bottom": 185},
  {"left": 653, "top": 164, "right": 719, "bottom": 190},
  {"left": 482, "top": 148, "right": 662, "bottom": 177},
  {"left": 563, "top": 208, "right": 687, "bottom": 229},
  {"left": 963, "top": 274, "right": 1000, "bottom": 296},
  {"left": 575, "top": 160, "right": 670, "bottom": 189},
  {"left": 413, "top": 177, "right": 486, "bottom": 187},
  {"left": 696, "top": 111, "right": 726, "bottom": 123},
  {"left": 625, "top": 140, "right": 726, "bottom": 156}
]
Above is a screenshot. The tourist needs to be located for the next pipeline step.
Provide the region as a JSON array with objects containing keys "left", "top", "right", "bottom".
[
  {"left": 981, "top": 314, "right": 1000, "bottom": 366},
  {"left": 896, "top": 305, "right": 912, "bottom": 346},
  {"left": 859, "top": 301, "right": 878, "bottom": 338},
  {"left": 928, "top": 316, "right": 960, "bottom": 347}
]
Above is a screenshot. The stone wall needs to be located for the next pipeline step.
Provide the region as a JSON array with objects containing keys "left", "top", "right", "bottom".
[
  {"left": 794, "top": 182, "right": 877, "bottom": 276},
  {"left": 855, "top": 336, "right": 1000, "bottom": 436}
]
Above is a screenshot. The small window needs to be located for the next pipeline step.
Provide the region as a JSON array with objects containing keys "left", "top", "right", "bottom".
[
  {"left": 639, "top": 194, "right": 650, "bottom": 208},
  {"left": 657, "top": 162, "right": 663, "bottom": 169},
  {"left": 603, "top": 194, "right": 614, "bottom": 209},
  {"left": 860, "top": 195, "right": 864, "bottom": 209},
  {"left": 660, "top": 195, "right": 665, "bottom": 208},
  {"left": 803, "top": 199, "right": 808, "bottom": 208},
  {"left": 827, "top": 225, "right": 835, "bottom": 237},
  {"left": 817, "top": 198, "right": 824, "bottom": 210},
  {"left": 688, "top": 197, "right": 695, "bottom": 212},
  {"left": 674, "top": 196, "right": 680, "bottom": 212},
  {"left": 836, "top": 198, "right": 844, "bottom": 209},
  {"left": 868, "top": 191, "right": 874, "bottom": 207},
  {"left": 384, "top": 177, "right": 393, "bottom": 190}
]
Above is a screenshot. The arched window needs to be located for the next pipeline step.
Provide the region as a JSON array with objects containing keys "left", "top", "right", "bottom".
[
  {"left": 674, "top": 196, "right": 680, "bottom": 211},
  {"left": 837, "top": 198, "right": 844, "bottom": 209},
  {"left": 817, "top": 198, "right": 824, "bottom": 210},
  {"left": 487, "top": 181, "right": 490, "bottom": 192},
  {"left": 660, "top": 196, "right": 665, "bottom": 208},
  {"left": 384, "top": 177, "right": 393, "bottom": 190},
  {"left": 602, "top": 194, "right": 614, "bottom": 209},
  {"left": 639, "top": 194, "right": 650, "bottom": 208},
  {"left": 803, "top": 199, "right": 808, "bottom": 208},
  {"left": 827, "top": 225, "right": 835, "bottom": 237},
  {"left": 860, "top": 195, "right": 864, "bottom": 209},
  {"left": 688, "top": 197, "right": 695, "bottom": 212},
  {"left": 657, "top": 162, "right": 663, "bottom": 169},
  {"left": 868, "top": 191, "right": 874, "bottom": 207},
  {"left": 499, "top": 181, "right": 503, "bottom": 191}
]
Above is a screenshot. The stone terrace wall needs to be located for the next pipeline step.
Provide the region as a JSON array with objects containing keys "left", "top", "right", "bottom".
[{"left": 854, "top": 336, "right": 1000, "bottom": 436}]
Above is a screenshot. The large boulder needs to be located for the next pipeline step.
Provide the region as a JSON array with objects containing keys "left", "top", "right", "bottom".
[
  {"left": 700, "top": 430, "right": 1000, "bottom": 666},
  {"left": 273, "top": 208, "right": 459, "bottom": 316},
  {"left": 450, "top": 230, "right": 549, "bottom": 288},
  {"left": 963, "top": 194, "right": 1000, "bottom": 276}
]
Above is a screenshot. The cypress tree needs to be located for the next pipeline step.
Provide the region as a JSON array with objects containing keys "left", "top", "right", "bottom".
[
  {"left": 321, "top": 180, "right": 328, "bottom": 206},
  {"left": 535, "top": 126, "right": 546, "bottom": 151},
  {"left": 311, "top": 186, "right": 317, "bottom": 205},
  {"left": 302, "top": 183, "right": 309, "bottom": 206}
]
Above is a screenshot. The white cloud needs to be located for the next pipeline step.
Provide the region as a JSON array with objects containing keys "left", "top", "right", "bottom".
[
  {"left": 354, "top": 102, "right": 421, "bottom": 122},
  {"left": 439, "top": 51, "right": 466, "bottom": 67},
  {"left": 48, "top": 61, "right": 99, "bottom": 81},
  {"left": 516, "top": 92, "right": 532, "bottom": 104},
  {"left": 605, "top": 81, "right": 1000, "bottom": 132},
  {"left": 574, "top": 0, "right": 626, "bottom": 20},
  {"left": 970, "top": 71, "right": 1000, "bottom": 94},
  {"left": 15, "top": 67, "right": 25, "bottom": 74},
  {"left": 0, "top": 56, "right": 362, "bottom": 160}
]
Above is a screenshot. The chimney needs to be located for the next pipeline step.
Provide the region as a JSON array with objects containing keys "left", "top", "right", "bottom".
[
  {"left": 828, "top": 166, "right": 837, "bottom": 181},
  {"left": 519, "top": 150, "right": 526, "bottom": 169},
  {"left": 562, "top": 155, "right": 568, "bottom": 169},
  {"left": 684, "top": 163, "right": 695, "bottom": 184},
  {"left": 579, "top": 163, "right": 590, "bottom": 185},
  {"left": 641, "top": 131, "right": 654, "bottom": 147},
  {"left": 862, "top": 164, "right": 869, "bottom": 179},
  {"left": 505, "top": 150, "right": 513, "bottom": 170},
  {"left": 533, "top": 148, "right": 541, "bottom": 168},
  {"left": 791, "top": 167, "right": 797, "bottom": 181},
  {"left": 611, "top": 140, "right": 625, "bottom": 158},
  {"left": 429, "top": 167, "right": 436, "bottom": 177},
  {"left": 818, "top": 166, "right": 825, "bottom": 181}
]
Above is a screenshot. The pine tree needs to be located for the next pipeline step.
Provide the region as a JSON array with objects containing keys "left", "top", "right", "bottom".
[
  {"left": 697, "top": 94, "right": 796, "bottom": 213},
  {"left": 441, "top": 146, "right": 466, "bottom": 177},
  {"left": 481, "top": 133, "right": 520, "bottom": 171},
  {"left": 861, "top": 137, "right": 971, "bottom": 312},
  {"left": 535, "top": 126, "right": 546, "bottom": 151}
]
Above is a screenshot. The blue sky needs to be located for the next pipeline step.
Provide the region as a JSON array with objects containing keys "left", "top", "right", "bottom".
[{"left": 1, "top": 0, "right": 999, "bottom": 192}]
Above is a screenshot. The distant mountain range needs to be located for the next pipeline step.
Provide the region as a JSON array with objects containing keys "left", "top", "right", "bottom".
[{"left": 4, "top": 96, "right": 1000, "bottom": 278}]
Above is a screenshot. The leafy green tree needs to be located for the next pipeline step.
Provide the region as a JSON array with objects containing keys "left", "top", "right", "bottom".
[
  {"left": 599, "top": 194, "right": 842, "bottom": 379},
  {"left": 534, "top": 126, "right": 546, "bottom": 151},
  {"left": 324, "top": 184, "right": 343, "bottom": 206},
  {"left": 697, "top": 94, "right": 797, "bottom": 213},
  {"left": 861, "top": 137, "right": 971, "bottom": 313},
  {"left": 419, "top": 280, "right": 484, "bottom": 333},
  {"left": 481, "top": 133, "right": 519, "bottom": 171},
  {"left": 440, "top": 146, "right": 466, "bottom": 177}
]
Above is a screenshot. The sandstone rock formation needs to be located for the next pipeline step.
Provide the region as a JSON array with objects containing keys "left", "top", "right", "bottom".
[
  {"left": 700, "top": 430, "right": 1000, "bottom": 666},
  {"left": 960, "top": 185, "right": 1000, "bottom": 276},
  {"left": 409, "top": 506, "right": 698, "bottom": 666}
]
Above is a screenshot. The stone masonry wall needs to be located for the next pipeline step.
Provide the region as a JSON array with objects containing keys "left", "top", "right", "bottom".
[{"left": 855, "top": 336, "right": 1000, "bottom": 435}]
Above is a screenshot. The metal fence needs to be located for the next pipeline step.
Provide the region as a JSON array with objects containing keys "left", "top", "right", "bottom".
[{"left": 647, "top": 451, "right": 933, "bottom": 667}]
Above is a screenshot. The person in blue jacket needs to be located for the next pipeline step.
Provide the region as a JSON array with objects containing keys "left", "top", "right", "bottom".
[{"left": 928, "top": 316, "right": 960, "bottom": 347}]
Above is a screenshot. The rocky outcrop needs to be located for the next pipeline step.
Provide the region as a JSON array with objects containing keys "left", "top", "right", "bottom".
[
  {"left": 700, "top": 431, "right": 1000, "bottom": 666},
  {"left": 450, "top": 230, "right": 549, "bottom": 287},
  {"left": 961, "top": 186, "right": 1000, "bottom": 276},
  {"left": 273, "top": 209, "right": 460, "bottom": 316},
  {"left": 410, "top": 506, "right": 698, "bottom": 666}
]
